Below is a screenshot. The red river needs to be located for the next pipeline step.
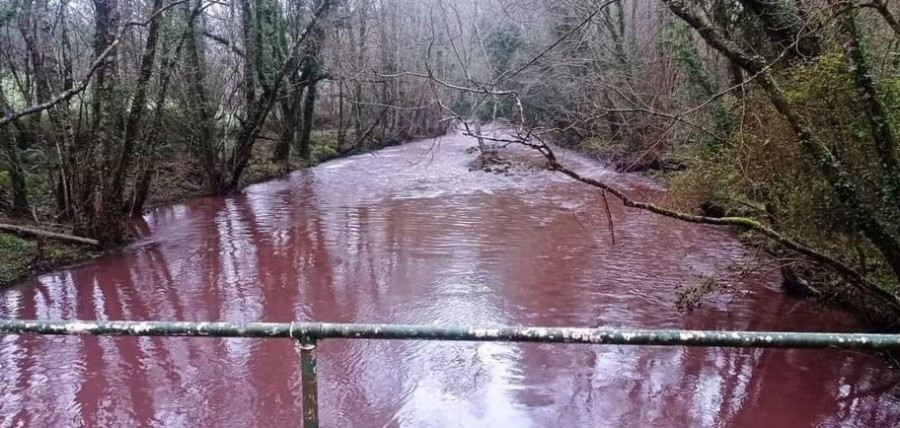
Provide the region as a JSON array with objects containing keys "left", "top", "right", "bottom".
[{"left": 1, "top": 131, "right": 899, "bottom": 427}]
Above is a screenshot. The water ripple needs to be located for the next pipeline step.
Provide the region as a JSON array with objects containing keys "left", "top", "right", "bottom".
[{"left": 0, "top": 131, "right": 898, "bottom": 426}]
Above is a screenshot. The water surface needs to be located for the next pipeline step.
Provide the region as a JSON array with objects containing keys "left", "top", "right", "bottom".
[{"left": 1, "top": 132, "right": 899, "bottom": 427}]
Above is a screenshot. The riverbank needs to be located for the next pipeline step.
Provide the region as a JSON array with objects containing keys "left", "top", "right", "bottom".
[
  {"left": 0, "top": 129, "right": 424, "bottom": 288},
  {"left": 0, "top": 232, "right": 99, "bottom": 286},
  {"left": 548, "top": 132, "right": 900, "bottom": 331}
]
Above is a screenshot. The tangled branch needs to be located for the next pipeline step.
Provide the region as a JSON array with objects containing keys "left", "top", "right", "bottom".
[{"left": 469, "top": 128, "right": 900, "bottom": 312}]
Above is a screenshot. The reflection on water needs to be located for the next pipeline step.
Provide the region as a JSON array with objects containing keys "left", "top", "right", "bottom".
[{"left": 0, "top": 132, "right": 899, "bottom": 427}]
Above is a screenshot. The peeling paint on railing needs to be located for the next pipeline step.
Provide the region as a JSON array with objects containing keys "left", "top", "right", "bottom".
[
  {"left": 0, "top": 319, "right": 898, "bottom": 349},
  {"left": 2, "top": 319, "right": 898, "bottom": 428}
]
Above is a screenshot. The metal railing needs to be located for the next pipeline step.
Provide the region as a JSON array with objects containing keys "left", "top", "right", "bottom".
[{"left": 1, "top": 319, "right": 899, "bottom": 428}]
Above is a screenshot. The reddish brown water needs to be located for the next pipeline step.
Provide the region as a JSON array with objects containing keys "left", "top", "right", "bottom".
[{"left": 1, "top": 132, "right": 900, "bottom": 427}]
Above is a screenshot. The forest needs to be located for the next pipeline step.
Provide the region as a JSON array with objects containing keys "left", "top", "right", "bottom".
[{"left": 2, "top": 0, "right": 900, "bottom": 327}]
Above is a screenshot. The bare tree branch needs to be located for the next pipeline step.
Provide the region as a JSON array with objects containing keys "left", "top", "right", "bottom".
[
  {"left": 0, "top": 0, "right": 189, "bottom": 127},
  {"left": 467, "top": 129, "right": 900, "bottom": 312}
]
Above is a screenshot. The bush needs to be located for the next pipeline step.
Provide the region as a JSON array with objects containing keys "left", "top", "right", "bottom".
[{"left": 0, "top": 232, "right": 35, "bottom": 285}]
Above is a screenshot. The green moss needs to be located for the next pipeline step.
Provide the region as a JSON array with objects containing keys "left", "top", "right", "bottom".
[
  {"left": 0, "top": 233, "right": 36, "bottom": 284},
  {"left": 0, "top": 232, "right": 99, "bottom": 286},
  {"left": 782, "top": 52, "right": 852, "bottom": 103},
  {"left": 880, "top": 74, "right": 900, "bottom": 132},
  {"left": 309, "top": 130, "right": 341, "bottom": 164},
  {"left": 45, "top": 242, "right": 90, "bottom": 262}
]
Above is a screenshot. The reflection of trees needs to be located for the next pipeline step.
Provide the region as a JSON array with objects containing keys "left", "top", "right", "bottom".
[
  {"left": 492, "top": 182, "right": 900, "bottom": 427},
  {"left": 0, "top": 158, "right": 899, "bottom": 425}
]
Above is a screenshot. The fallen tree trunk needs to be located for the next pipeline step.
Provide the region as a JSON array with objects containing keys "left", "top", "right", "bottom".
[{"left": 0, "top": 223, "right": 100, "bottom": 247}]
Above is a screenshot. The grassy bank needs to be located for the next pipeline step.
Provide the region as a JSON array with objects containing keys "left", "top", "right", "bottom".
[{"left": 0, "top": 232, "right": 100, "bottom": 287}]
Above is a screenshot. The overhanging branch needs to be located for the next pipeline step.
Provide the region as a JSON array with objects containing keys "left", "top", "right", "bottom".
[{"left": 469, "top": 130, "right": 900, "bottom": 313}]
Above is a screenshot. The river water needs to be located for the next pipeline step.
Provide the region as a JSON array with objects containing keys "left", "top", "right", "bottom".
[{"left": 1, "top": 131, "right": 899, "bottom": 427}]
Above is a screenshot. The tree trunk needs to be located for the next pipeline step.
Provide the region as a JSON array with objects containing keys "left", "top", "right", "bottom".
[
  {"left": 126, "top": 9, "right": 180, "bottom": 216},
  {"left": 109, "top": 0, "right": 165, "bottom": 213},
  {"left": 729, "top": 61, "right": 744, "bottom": 99},
  {"left": 337, "top": 79, "right": 346, "bottom": 145},
  {"left": 129, "top": 168, "right": 153, "bottom": 217},
  {"left": 240, "top": 0, "right": 257, "bottom": 110},
  {"left": 0, "top": 95, "right": 31, "bottom": 213},
  {"left": 352, "top": 0, "right": 368, "bottom": 139},
  {"left": 6, "top": 143, "right": 29, "bottom": 214},
  {"left": 90, "top": 0, "right": 120, "bottom": 136},
  {"left": 1, "top": 133, "right": 29, "bottom": 213},
  {"left": 109, "top": 0, "right": 163, "bottom": 208},
  {"left": 298, "top": 79, "right": 318, "bottom": 161},
  {"left": 296, "top": 5, "right": 327, "bottom": 162},
  {"left": 181, "top": 0, "right": 220, "bottom": 192},
  {"left": 273, "top": 68, "right": 306, "bottom": 164},
  {"left": 832, "top": 1, "right": 900, "bottom": 210},
  {"left": 223, "top": 0, "right": 334, "bottom": 192},
  {"left": 869, "top": 0, "right": 900, "bottom": 37}
]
